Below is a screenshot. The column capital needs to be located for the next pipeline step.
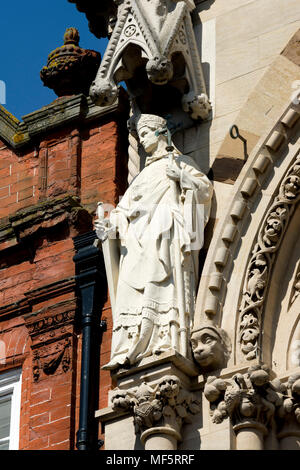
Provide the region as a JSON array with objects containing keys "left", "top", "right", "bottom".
[
  {"left": 204, "top": 364, "right": 282, "bottom": 430},
  {"left": 111, "top": 375, "right": 201, "bottom": 446}
]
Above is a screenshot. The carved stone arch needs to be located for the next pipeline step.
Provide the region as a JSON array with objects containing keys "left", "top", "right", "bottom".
[
  {"left": 257, "top": 180, "right": 300, "bottom": 372},
  {"left": 268, "top": 226, "right": 300, "bottom": 374},
  {"left": 194, "top": 92, "right": 300, "bottom": 371}
]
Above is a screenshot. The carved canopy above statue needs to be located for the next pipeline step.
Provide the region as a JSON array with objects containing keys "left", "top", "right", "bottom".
[{"left": 89, "top": 0, "right": 211, "bottom": 120}]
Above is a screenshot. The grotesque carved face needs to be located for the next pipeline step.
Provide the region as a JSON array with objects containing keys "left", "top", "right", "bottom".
[{"left": 191, "top": 328, "right": 228, "bottom": 372}]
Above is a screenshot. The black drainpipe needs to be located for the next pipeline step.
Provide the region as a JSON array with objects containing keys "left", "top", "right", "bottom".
[{"left": 73, "top": 231, "right": 107, "bottom": 451}]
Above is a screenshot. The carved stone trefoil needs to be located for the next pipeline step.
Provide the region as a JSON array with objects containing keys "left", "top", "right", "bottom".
[
  {"left": 89, "top": 0, "right": 211, "bottom": 120},
  {"left": 111, "top": 375, "right": 201, "bottom": 447},
  {"left": 238, "top": 152, "right": 300, "bottom": 360}
]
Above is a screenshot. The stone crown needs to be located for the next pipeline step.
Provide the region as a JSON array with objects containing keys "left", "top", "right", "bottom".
[{"left": 136, "top": 114, "right": 167, "bottom": 133}]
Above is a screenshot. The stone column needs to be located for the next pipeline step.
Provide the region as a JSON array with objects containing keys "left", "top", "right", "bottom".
[
  {"left": 233, "top": 422, "right": 267, "bottom": 450},
  {"left": 278, "top": 426, "right": 300, "bottom": 450},
  {"left": 141, "top": 427, "right": 181, "bottom": 450}
]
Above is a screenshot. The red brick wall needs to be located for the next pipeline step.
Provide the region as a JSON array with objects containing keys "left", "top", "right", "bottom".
[
  {"left": 0, "top": 139, "right": 39, "bottom": 219},
  {"left": 0, "top": 106, "right": 128, "bottom": 449}
]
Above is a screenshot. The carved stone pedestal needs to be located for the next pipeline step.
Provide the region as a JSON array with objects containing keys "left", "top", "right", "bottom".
[{"left": 95, "top": 350, "right": 200, "bottom": 450}]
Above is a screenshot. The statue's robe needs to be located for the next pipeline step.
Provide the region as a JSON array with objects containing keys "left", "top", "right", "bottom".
[{"left": 103, "top": 152, "right": 212, "bottom": 369}]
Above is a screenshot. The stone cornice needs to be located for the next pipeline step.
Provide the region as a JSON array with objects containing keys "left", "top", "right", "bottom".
[
  {"left": 24, "top": 300, "right": 76, "bottom": 338},
  {"left": 0, "top": 299, "right": 31, "bottom": 321},
  {"left": 0, "top": 277, "right": 76, "bottom": 322},
  {"left": 0, "top": 105, "right": 29, "bottom": 147},
  {"left": 0, "top": 194, "right": 92, "bottom": 248},
  {"left": 0, "top": 92, "right": 128, "bottom": 150},
  {"left": 25, "top": 277, "right": 76, "bottom": 306}
]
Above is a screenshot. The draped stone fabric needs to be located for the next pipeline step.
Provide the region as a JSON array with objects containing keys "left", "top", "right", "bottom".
[{"left": 103, "top": 151, "right": 212, "bottom": 369}]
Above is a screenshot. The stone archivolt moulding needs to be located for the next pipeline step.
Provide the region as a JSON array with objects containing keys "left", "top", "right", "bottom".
[
  {"left": 90, "top": 0, "right": 210, "bottom": 120},
  {"left": 194, "top": 94, "right": 300, "bottom": 363},
  {"left": 238, "top": 149, "right": 300, "bottom": 360}
]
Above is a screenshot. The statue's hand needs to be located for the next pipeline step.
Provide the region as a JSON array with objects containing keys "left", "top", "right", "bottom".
[
  {"left": 166, "top": 162, "right": 180, "bottom": 181},
  {"left": 94, "top": 218, "right": 112, "bottom": 241}
]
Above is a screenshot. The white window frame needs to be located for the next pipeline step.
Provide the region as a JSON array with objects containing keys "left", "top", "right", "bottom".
[{"left": 0, "top": 368, "right": 22, "bottom": 450}]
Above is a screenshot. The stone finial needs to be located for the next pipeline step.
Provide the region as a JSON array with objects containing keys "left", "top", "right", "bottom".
[
  {"left": 63, "top": 27, "right": 80, "bottom": 45},
  {"left": 40, "top": 27, "right": 101, "bottom": 97}
]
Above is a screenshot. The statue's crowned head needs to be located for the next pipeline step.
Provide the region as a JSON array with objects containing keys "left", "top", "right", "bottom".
[
  {"left": 136, "top": 114, "right": 167, "bottom": 134},
  {"left": 133, "top": 114, "right": 168, "bottom": 154}
]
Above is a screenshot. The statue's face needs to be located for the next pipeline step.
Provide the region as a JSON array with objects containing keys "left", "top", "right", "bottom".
[
  {"left": 191, "top": 328, "right": 225, "bottom": 371},
  {"left": 138, "top": 125, "right": 158, "bottom": 154}
]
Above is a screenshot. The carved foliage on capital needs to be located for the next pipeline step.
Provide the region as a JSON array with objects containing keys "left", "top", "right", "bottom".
[
  {"left": 276, "top": 373, "right": 300, "bottom": 428},
  {"left": 204, "top": 365, "right": 283, "bottom": 432},
  {"left": 204, "top": 367, "right": 300, "bottom": 440},
  {"left": 239, "top": 152, "right": 300, "bottom": 360},
  {"left": 111, "top": 375, "right": 201, "bottom": 436},
  {"left": 90, "top": 0, "right": 211, "bottom": 120}
]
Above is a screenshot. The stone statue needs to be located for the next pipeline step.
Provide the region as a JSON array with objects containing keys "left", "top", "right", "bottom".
[
  {"left": 95, "top": 114, "right": 213, "bottom": 369},
  {"left": 191, "top": 325, "right": 231, "bottom": 372}
]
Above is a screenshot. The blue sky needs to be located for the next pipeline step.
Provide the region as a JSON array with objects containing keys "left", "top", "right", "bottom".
[{"left": 0, "top": 1, "right": 108, "bottom": 119}]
